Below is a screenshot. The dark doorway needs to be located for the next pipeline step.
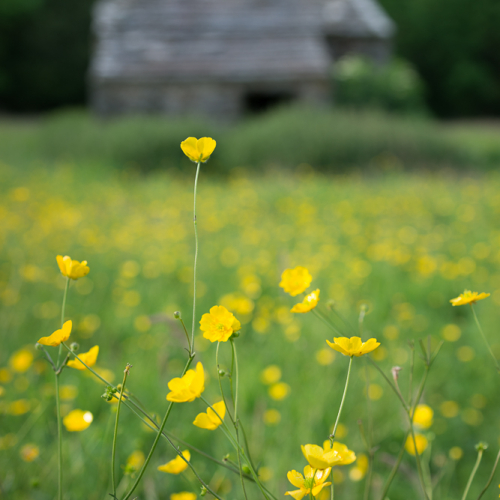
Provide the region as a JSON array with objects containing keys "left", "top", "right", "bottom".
[{"left": 244, "top": 91, "right": 294, "bottom": 114}]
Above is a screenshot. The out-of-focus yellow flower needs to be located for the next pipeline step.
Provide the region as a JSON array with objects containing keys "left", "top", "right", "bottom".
[
  {"left": 413, "top": 404, "right": 433, "bottom": 429},
  {"left": 279, "top": 267, "right": 312, "bottom": 297},
  {"left": 260, "top": 365, "right": 282, "bottom": 385},
  {"left": 268, "top": 382, "right": 290, "bottom": 401},
  {"left": 199, "top": 306, "right": 241, "bottom": 343},
  {"left": 166, "top": 362, "right": 205, "bottom": 403},
  {"left": 66, "top": 346, "right": 99, "bottom": 370},
  {"left": 125, "top": 450, "right": 145, "bottom": 473},
  {"left": 405, "top": 434, "right": 428, "bottom": 456},
  {"left": 57, "top": 255, "right": 90, "bottom": 280},
  {"left": 158, "top": 450, "right": 190, "bottom": 474},
  {"left": 63, "top": 409, "right": 93, "bottom": 431},
  {"left": 264, "top": 409, "right": 281, "bottom": 425},
  {"left": 326, "top": 336, "right": 380, "bottom": 357},
  {"left": 37, "top": 320, "right": 72, "bottom": 347},
  {"left": 440, "top": 400, "right": 459, "bottom": 418},
  {"left": 323, "top": 441, "right": 356, "bottom": 465},
  {"left": 9, "top": 349, "right": 33, "bottom": 373},
  {"left": 450, "top": 290, "right": 490, "bottom": 306},
  {"left": 193, "top": 401, "right": 225, "bottom": 430},
  {"left": 20, "top": 443, "right": 39, "bottom": 462},
  {"left": 171, "top": 492, "right": 197, "bottom": 500},
  {"left": 349, "top": 453, "right": 368, "bottom": 481},
  {"left": 301, "top": 443, "right": 345, "bottom": 469},
  {"left": 0, "top": 368, "right": 12, "bottom": 383},
  {"left": 285, "top": 465, "right": 331, "bottom": 500},
  {"left": 59, "top": 385, "right": 78, "bottom": 401},
  {"left": 8, "top": 399, "right": 31, "bottom": 415},
  {"left": 180, "top": 137, "right": 216, "bottom": 163},
  {"left": 291, "top": 289, "right": 320, "bottom": 313},
  {"left": 449, "top": 447, "right": 463, "bottom": 460}
]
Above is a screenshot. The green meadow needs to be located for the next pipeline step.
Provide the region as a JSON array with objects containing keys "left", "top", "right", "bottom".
[{"left": 1, "top": 108, "right": 500, "bottom": 500}]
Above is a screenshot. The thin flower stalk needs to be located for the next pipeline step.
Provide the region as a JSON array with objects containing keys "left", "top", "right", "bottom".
[
  {"left": 461, "top": 447, "right": 484, "bottom": 500},
  {"left": 470, "top": 305, "right": 500, "bottom": 373},
  {"left": 191, "top": 161, "right": 201, "bottom": 352},
  {"left": 476, "top": 449, "right": 500, "bottom": 500},
  {"left": 121, "top": 355, "right": 195, "bottom": 500},
  {"left": 378, "top": 431, "right": 411, "bottom": 500},
  {"left": 330, "top": 356, "right": 353, "bottom": 441},
  {"left": 111, "top": 364, "right": 131, "bottom": 498}
]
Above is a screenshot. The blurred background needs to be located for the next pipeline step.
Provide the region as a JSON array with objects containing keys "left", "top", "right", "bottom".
[{"left": 1, "top": 0, "right": 500, "bottom": 499}]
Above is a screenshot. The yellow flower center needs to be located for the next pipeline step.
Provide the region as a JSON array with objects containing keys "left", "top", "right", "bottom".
[{"left": 216, "top": 323, "right": 225, "bottom": 331}]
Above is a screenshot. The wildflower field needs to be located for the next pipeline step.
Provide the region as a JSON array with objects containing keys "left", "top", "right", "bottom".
[{"left": 1, "top": 133, "right": 500, "bottom": 500}]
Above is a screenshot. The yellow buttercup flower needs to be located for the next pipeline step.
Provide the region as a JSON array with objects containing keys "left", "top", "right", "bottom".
[
  {"left": 279, "top": 267, "right": 312, "bottom": 297},
  {"left": 285, "top": 466, "right": 331, "bottom": 500},
  {"left": 412, "top": 404, "right": 433, "bottom": 429},
  {"left": 199, "top": 305, "right": 241, "bottom": 343},
  {"left": 63, "top": 409, "right": 93, "bottom": 431},
  {"left": 450, "top": 290, "right": 490, "bottom": 306},
  {"left": 326, "top": 336, "right": 380, "bottom": 357},
  {"left": 180, "top": 137, "right": 216, "bottom": 163},
  {"left": 405, "top": 434, "right": 428, "bottom": 456},
  {"left": 301, "top": 444, "right": 344, "bottom": 469},
  {"left": 125, "top": 450, "right": 145, "bottom": 474},
  {"left": 171, "top": 492, "right": 197, "bottom": 500},
  {"left": 66, "top": 346, "right": 99, "bottom": 370},
  {"left": 193, "top": 401, "right": 225, "bottom": 430},
  {"left": 37, "top": 320, "right": 72, "bottom": 347},
  {"left": 166, "top": 362, "right": 205, "bottom": 403},
  {"left": 291, "top": 289, "right": 320, "bottom": 313},
  {"left": 57, "top": 255, "right": 90, "bottom": 280},
  {"left": 9, "top": 349, "right": 34, "bottom": 373},
  {"left": 323, "top": 441, "right": 356, "bottom": 465},
  {"left": 158, "top": 450, "right": 190, "bottom": 474}
]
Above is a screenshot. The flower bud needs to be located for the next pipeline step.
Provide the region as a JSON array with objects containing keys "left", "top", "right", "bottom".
[
  {"left": 218, "top": 369, "right": 226, "bottom": 377},
  {"left": 231, "top": 331, "right": 240, "bottom": 338},
  {"left": 174, "top": 311, "right": 181, "bottom": 319},
  {"left": 242, "top": 465, "right": 251, "bottom": 474},
  {"left": 326, "top": 299, "right": 336, "bottom": 310},
  {"left": 391, "top": 366, "right": 402, "bottom": 382},
  {"left": 70, "top": 342, "right": 79, "bottom": 352},
  {"left": 475, "top": 442, "right": 488, "bottom": 452},
  {"left": 35, "top": 343, "right": 43, "bottom": 351},
  {"left": 200, "top": 486, "right": 207, "bottom": 497}
]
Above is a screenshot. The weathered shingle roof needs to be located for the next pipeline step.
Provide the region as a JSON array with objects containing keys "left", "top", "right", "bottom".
[{"left": 91, "top": 0, "right": 394, "bottom": 83}]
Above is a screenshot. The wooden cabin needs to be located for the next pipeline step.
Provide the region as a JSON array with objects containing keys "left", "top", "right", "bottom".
[{"left": 89, "top": 0, "right": 395, "bottom": 119}]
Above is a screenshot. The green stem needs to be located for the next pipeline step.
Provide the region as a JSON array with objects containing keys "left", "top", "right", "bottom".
[
  {"left": 330, "top": 470, "right": 334, "bottom": 500},
  {"left": 378, "top": 431, "right": 410, "bottom": 500},
  {"left": 57, "top": 277, "right": 69, "bottom": 367},
  {"left": 178, "top": 317, "right": 192, "bottom": 353},
  {"left": 111, "top": 365, "right": 130, "bottom": 498},
  {"left": 461, "top": 449, "right": 483, "bottom": 500},
  {"left": 121, "top": 355, "right": 195, "bottom": 500},
  {"left": 55, "top": 373, "right": 63, "bottom": 500},
  {"left": 201, "top": 397, "right": 273, "bottom": 500},
  {"left": 470, "top": 305, "right": 500, "bottom": 373},
  {"left": 367, "top": 358, "right": 410, "bottom": 412},
  {"left": 330, "top": 356, "right": 353, "bottom": 441},
  {"left": 313, "top": 309, "right": 342, "bottom": 336},
  {"left": 231, "top": 340, "right": 248, "bottom": 500},
  {"left": 476, "top": 449, "right": 500, "bottom": 500},
  {"left": 216, "top": 342, "right": 235, "bottom": 424},
  {"left": 191, "top": 161, "right": 201, "bottom": 351}
]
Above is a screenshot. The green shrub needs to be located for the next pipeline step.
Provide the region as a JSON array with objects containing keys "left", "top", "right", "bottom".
[{"left": 333, "top": 56, "right": 428, "bottom": 115}]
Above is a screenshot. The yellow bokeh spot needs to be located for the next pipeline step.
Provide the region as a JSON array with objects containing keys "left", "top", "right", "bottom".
[
  {"left": 268, "top": 382, "right": 290, "bottom": 401},
  {"left": 440, "top": 401, "right": 459, "bottom": 418},
  {"left": 9, "top": 349, "right": 33, "bottom": 373},
  {"left": 258, "top": 466, "right": 273, "bottom": 482},
  {"left": 8, "top": 399, "right": 31, "bottom": 415},
  {"left": 456, "top": 346, "right": 475, "bottom": 362},
  {"left": 371, "top": 346, "right": 387, "bottom": 361},
  {"left": 461, "top": 408, "right": 482, "bottom": 426},
  {"left": 449, "top": 447, "right": 463, "bottom": 460},
  {"left": 20, "top": 443, "right": 39, "bottom": 462},
  {"left": 263, "top": 409, "right": 281, "bottom": 425},
  {"left": 367, "top": 384, "right": 383, "bottom": 400},
  {"left": 260, "top": 365, "right": 282, "bottom": 385},
  {"left": 59, "top": 385, "right": 78, "bottom": 401},
  {"left": 316, "top": 348, "right": 335, "bottom": 365},
  {"left": 134, "top": 315, "right": 151, "bottom": 332},
  {"left": 441, "top": 324, "right": 461, "bottom": 342},
  {"left": 382, "top": 325, "right": 399, "bottom": 340},
  {"left": 0, "top": 368, "right": 12, "bottom": 383}
]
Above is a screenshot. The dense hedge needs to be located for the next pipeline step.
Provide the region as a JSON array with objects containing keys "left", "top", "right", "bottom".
[{"left": 0, "top": 0, "right": 499, "bottom": 116}]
